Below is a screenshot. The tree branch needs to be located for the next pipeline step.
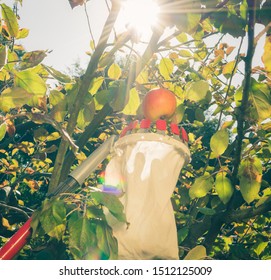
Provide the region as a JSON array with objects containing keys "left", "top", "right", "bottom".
[
  {"left": 59, "top": 103, "right": 113, "bottom": 183},
  {"left": 226, "top": 200, "right": 271, "bottom": 223},
  {"left": 232, "top": 0, "right": 256, "bottom": 188},
  {"left": 185, "top": 0, "right": 257, "bottom": 253},
  {"left": 48, "top": 1, "right": 121, "bottom": 194}
]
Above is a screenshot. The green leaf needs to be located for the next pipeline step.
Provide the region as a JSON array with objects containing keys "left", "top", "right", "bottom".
[
  {"left": 109, "top": 80, "right": 129, "bottom": 112},
  {"left": 39, "top": 198, "right": 66, "bottom": 240},
  {"left": 238, "top": 157, "right": 262, "bottom": 204},
  {"left": 68, "top": 212, "right": 96, "bottom": 260},
  {"left": 197, "top": 207, "right": 216, "bottom": 216},
  {"left": 122, "top": 87, "right": 140, "bottom": 116},
  {"left": 186, "top": 80, "right": 209, "bottom": 102},
  {"left": 210, "top": 129, "right": 229, "bottom": 157},
  {"left": 14, "top": 70, "right": 47, "bottom": 96},
  {"left": 49, "top": 90, "right": 65, "bottom": 106},
  {"left": 177, "top": 227, "right": 189, "bottom": 244},
  {"left": 0, "top": 122, "right": 7, "bottom": 141},
  {"left": 94, "top": 90, "right": 113, "bottom": 110},
  {"left": 187, "top": 13, "right": 201, "bottom": 32},
  {"left": 43, "top": 64, "right": 72, "bottom": 83},
  {"left": 253, "top": 241, "right": 268, "bottom": 257},
  {"left": 177, "top": 13, "right": 201, "bottom": 33},
  {"left": 215, "top": 172, "right": 234, "bottom": 204},
  {"left": 77, "top": 100, "right": 95, "bottom": 130},
  {"left": 158, "top": 58, "right": 174, "bottom": 80},
  {"left": 174, "top": 104, "right": 185, "bottom": 123},
  {"left": 234, "top": 86, "right": 243, "bottom": 107},
  {"left": 189, "top": 174, "right": 214, "bottom": 199},
  {"left": 195, "top": 108, "right": 205, "bottom": 122},
  {"left": 240, "top": 0, "right": 248, "bottom": 20},
  {"left": 262, "top": 35, "right": 271, "bottom": 72},
  {"left": 108, "top": 63, "right": 121, "bottom": 80},
  {"left": 184, "top": 245, "right": 207, "bottom": 260},
  {"left": 96, "top": 221, "right": 118, "bottom": 260},
  {"left": 92, "top": 191, "right": 127, "bottom": 223},
  {"left": 1, "top": 4, "right": 19, "bottom": 37},
  {"left": 49, "top": 90, "right": 67, "bottom": 121}
]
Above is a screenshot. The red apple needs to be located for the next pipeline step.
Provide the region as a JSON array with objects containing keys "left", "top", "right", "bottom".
[{"left": 142, "top": 88, "right": 177, "bottom": 121}]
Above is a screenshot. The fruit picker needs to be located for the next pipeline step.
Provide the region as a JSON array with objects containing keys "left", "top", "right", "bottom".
[{"left": 0, "top": 88, "right": 190, "bottom": 260}]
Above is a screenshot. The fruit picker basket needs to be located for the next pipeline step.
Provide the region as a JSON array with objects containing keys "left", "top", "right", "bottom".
[{"left": 104, "top": 117, "right": 190, "bottom": 259}]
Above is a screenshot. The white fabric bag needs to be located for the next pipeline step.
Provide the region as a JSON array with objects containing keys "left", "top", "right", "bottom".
[{"left": 105, "top": 133, "right": 190, "bottom": 260}]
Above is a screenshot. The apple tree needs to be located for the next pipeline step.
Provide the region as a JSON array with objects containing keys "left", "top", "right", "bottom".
[{"left": 0, "top": 0, "right": 271, "bottom": 260}]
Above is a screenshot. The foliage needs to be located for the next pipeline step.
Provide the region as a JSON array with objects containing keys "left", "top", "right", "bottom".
[{"left": 0, "top": 0, "right": 271, "bottom": 260}]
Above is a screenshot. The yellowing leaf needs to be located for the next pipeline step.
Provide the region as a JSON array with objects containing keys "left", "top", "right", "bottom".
[
  {"left": 238, "top": 157, "right": 262, "bottom": 204},
  {"left": 19, "top": 50, "right": 47, "bottom": 70},
  {"left": 0, "top": 44, "right": 8, "bottom": 70},
  {"left": 210, "top": 129, "right": 229, "bottom": 157},
  {"left": 122, "top": 87, "right": 140, "bottom": 116},
  {"left": 176, "top": 32, "right": 188, "bottom": 43},
  {"left": 1, "top": 4, "right": 19, "bottom": 37},
  {"left": 179, "top": 50, "right": 192, "bottom": 57},
  {"left": 16, "top": 28, "right": 29, "bottom": 39},
  {"left": 222, "top": 60, "right": 236, "bottom": 78},
  {"left": 226, "top": 46, "right": 235, "bottom": 55},
  {"left": 0, "top": 122, "right": 7, "bottom": 141},
  {"left": 136, "top": 70, "right": 148, "bottom": 85},
  {"left": 158, "top": 58, "right": 174, "bottom": 80},
  {"left": 189, "top": 174, "right": 214, "bottom": 199},
  {"left": 262, "top": 35, "right": 271, "bottom": 72},
  {"left": 215, "top": 172, "right": 234, "bottom": 204},
  {"left": 184, "top": 245, "right": 207, "bottom": 260},
  {"left": 2, "top": 217, "right": 10, "bottom": 228},
  {"left": 0, "top": 87, "right": 33, "bottom": 111},
  {"left": 89, "top": 77, "right": 104, "bottom": 95},
  {"left": 108, "top": 63, "right": 122, "bottom": 80}
]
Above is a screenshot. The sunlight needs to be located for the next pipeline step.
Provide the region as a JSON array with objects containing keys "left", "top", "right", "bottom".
[{"left": 119, "top": 0, "right": 160, "bottom": 39}]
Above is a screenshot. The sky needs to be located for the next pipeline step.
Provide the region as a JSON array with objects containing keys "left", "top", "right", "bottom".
[
  {"left": 4, "top": 0, "right": 109, "bottom": 71},
  {"left": 2, "top": 0, "right": 266, "bottom": 78}
]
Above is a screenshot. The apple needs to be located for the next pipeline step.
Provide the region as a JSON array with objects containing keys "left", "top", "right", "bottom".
[{"left": 142, "top": 88, "right": 177, "bottom": 121}]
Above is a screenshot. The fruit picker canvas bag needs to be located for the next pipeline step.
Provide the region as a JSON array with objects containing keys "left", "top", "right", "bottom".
[{"left": 104, "top": 132, "right": 190, "bottom": 260}]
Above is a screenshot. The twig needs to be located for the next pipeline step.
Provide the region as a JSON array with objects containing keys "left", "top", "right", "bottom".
[
  {"left": 84, "top": 2, "right": 96, "bottom": 48},
  {"left": 254, "top": 22, "right": 271, "bottom": 44},
  {"left": 0, "top": 202, "right": 30, "bottom": 220}
]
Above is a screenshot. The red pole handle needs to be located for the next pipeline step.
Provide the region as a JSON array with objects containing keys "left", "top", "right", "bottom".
[{"left": 0, "top": 217, "right": 32, "bottom": 260}]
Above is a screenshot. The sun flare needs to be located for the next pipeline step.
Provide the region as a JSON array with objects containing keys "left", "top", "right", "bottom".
[{"left": 119, "top": 0, "right": 160, "bottom": 39}]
